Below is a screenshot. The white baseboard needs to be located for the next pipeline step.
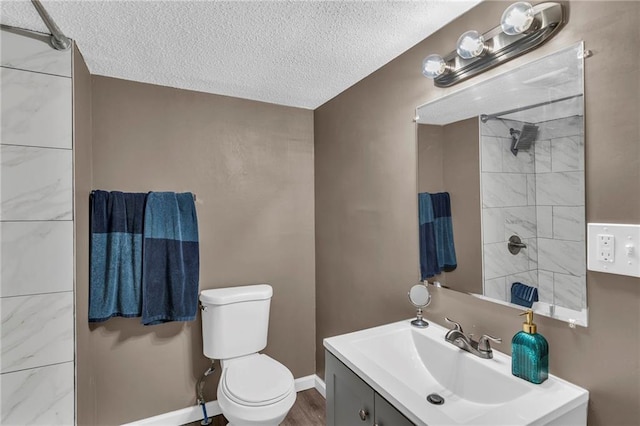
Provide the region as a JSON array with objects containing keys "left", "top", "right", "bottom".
[
  {"left": 122, "top": 374, "right": 325, "bottom": 426},
  {"left": 314, "top": 375, "right": 326, "bottom": 398},
  {"left": 293, "top": 374, "right": 316, "bottom": 392}
]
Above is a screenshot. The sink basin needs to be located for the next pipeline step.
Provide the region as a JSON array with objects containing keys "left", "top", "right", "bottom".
[{"left": 324, "top": 320, "right": 588, "bottom": 425}]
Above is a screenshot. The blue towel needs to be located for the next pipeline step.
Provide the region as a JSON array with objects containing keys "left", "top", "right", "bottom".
[
  {"left": 431, "top": 192, "right": 457, "bottom": 273},
  {"left": 141, "top": 192, "right": 199, "bottom": 325},
  {"left": 418, "top": 193, "right": 439, "bottom": 279},
  {"left": 89, "top": 190, "right": 147, "bottom": 322},
  {"left": 511, "top": 282, "right": 539, "bottom": 308},
  {"left": 419, "top": 192, "right": 458, "bottom": 280}
]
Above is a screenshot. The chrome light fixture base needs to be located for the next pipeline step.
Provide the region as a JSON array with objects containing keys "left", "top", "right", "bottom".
[{"left": 431, "top": 2, "right": 564, "bottom": 88}]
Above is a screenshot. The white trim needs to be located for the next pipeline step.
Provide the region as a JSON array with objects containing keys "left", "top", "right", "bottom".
[
  {"left": 293, "top": 374, "right": 315, "bottom": 392},
  {"left": 314, "top": 375, "right": 326, "bottom": 398},
  {"left": 121, "top": 400, "right": 222, "bottom": 426},
  {"left": 122, "top": 375, "right": 325, "bottom": 426}
]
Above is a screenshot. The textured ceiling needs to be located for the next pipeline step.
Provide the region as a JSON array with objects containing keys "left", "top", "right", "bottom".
[{"left": 0, "top": 0, "right": 481, "bottom": 109}]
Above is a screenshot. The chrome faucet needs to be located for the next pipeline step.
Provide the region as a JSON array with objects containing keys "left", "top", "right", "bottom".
[{"left": 444, "top": 317, "right": 502, "bottom": 359}]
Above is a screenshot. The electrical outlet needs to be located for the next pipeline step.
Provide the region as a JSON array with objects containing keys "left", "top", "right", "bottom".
[
  {"left": 597, "top": 234, "right": 614, "bottom": 262},
  {"left": 588, "top": 223, "right": 640, "bottom": 277}
]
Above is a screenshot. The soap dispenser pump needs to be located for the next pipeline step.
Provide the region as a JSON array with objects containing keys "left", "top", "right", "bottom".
[{"left": 512, "top": 310, "right": 549, "bottom": 384}]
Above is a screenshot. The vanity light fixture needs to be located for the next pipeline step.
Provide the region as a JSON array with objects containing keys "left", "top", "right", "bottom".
[
  {"left": 422, "top": 54, "right": 449, "bottom": 79},
  {"left": 501, "top": 2, "right": 536, "bottom": 35},
  {"left": 422, "top": 2, "right": 565, "bottom": 87},
  {"left": 456, "top": 30, "right": 487, "bottom": 59}
]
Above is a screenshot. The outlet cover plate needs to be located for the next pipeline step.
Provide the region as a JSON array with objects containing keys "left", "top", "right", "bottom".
[{"left": 587, "top": 223, "right": 640, "bottom": 277}]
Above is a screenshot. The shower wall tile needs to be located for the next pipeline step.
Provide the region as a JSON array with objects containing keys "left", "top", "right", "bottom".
[
  {"left": 553, "top": 206, "right": 585, "bottom": 241},
  {"left": 536, "top": 206, "right": 553, "bottom": 238},
  {"left": 528, "top": 237, "right": 538, "bottom": 270},
  {"left": 0, "top": 145, "right": 72, "bottom": 221},
  {"left": 484, "top": 277, "right": 507, "bottom": 301},
  {"left": 0, "top": 361, "right": 74, "bottom": 425},
  {"left": 534, "top": 140, "right": 552, "bottom": 173},
  {"left": 502, "top": 139, "right": 534, "bottom": 173},
  {"left": 538, "top": 270, "right": 554, "bottom": 304},
  {"left": 481, "top": 119, "right": 510, "bottom": 138},
  {"left": 484, "top": 241, "right": 530, "bottom": 279},
  {"left": 0, "top": 30, "right": 75, "bottom": 426},
  {"left": 481, "top": 173, "right": 528, "bottom": 208},
  {"left": 1, "top": 292, "right": 74, "bottom": 374},
  {"left": 536, "top": 171, "right": 584, "bottom": 206},
  {"left": 0, "top": 67, "right": 72, "bottom": 149},
  {"left": 0, "top": 221, "right": 73, "bottom": 297},
  {"left": 551, "top": 136, "right": 584, "bottom": 172},
  {"left": 482, "top": 208, "right": 504, "bottom": 244},
  {"left": 538, "top": 238, "right": 585, "bottom": 277},
  {"left": 480, "top": 136, "right": 503, "bottom": 172},
  {"left": 503, "top": 206, "right": 537, "bottom": 239},
  {"left": 526, "top": 174, "right": 536, "bottom": 205},
  {"left": 553, "top": 272, "right": 586, "bottom": 310},
  {"left": 537, "top": 115, "right": 584, "bottom": 140},
  {"left": 0, "top": 29, "right": 71, "bottom": 77},
  {"left": 481, "top": 114, "right": 585, "bottom": 316}
]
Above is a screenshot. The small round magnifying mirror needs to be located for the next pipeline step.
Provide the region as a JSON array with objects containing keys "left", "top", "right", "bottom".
[{"left": 408, "top": 283, "right": 431, "bottom": 328}]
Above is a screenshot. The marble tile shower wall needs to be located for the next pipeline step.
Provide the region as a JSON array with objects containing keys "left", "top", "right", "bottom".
[
  {"left": 535, "top": 116, "right": 586, "bottom": 311},
  {"left": 481, "top": 118, "right": 538, "bottom": 303},
  {"left": 0, "top": 29, "right": 74, "bottom": 424},
  {"left": 480, "top": 115, "right": 585, "bottom": 311}
]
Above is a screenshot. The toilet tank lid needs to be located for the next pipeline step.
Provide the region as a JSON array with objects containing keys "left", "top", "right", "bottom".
[{"left": 200, "top": 284, "right": 273, "bottom": 305}]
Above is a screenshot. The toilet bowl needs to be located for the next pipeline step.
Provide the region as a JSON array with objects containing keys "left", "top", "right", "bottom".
[
  {"left": 200, "top": 285, "right": 296, "bottom": 425},
  {"left": 217, "top": 354, "right": 296, "bottom": 425}
]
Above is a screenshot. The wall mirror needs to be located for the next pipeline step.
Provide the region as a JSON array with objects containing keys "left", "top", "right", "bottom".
[{"left": 416, "top": 42, "right": 587, "bottom": 326}]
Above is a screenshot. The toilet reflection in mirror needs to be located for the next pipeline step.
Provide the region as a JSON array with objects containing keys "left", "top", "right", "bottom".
[{"left": 415, "top": 42, "right": 587, "bottom": 327}]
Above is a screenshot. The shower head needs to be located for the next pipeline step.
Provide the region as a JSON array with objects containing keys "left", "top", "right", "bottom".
[{"left": 510, "top": 124, "right": 538, "bottom": 156}]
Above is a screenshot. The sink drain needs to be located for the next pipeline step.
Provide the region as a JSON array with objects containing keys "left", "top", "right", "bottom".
[{"left": 427, "top": 393, "right": 445, "bottom": 405}]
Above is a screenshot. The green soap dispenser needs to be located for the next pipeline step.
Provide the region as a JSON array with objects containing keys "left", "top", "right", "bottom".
[{"left": 512, "top": 310, "right": 548, "bottom": 384}]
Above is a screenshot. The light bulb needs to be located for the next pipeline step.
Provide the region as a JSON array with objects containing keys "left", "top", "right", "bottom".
[
  {"left": 501, "top": 2, "right": 535, "bottom": 35},
  {"left": 422, "top": 54, "right": 447, "bottom": 79},
  {"left": 456, "top": 30, "right": 487, "bottom": 59}
]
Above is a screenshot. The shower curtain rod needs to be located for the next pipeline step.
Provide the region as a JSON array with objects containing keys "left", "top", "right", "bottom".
[
  {"left": 30, "top": 0, "right": 70, "bottom": 51},
  {"left": 480, "top": 94, "right": 583, "bottom": 123}
]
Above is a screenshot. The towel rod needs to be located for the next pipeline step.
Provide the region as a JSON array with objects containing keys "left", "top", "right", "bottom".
[{"left": 90, "top": 190, "right": 197, "bottom": 201}]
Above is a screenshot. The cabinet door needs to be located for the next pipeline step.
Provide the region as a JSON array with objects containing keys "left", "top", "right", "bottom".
[
  {"left": 374, "top": 393, "right": 415, "bottom": 426},
  {"left": 326, "top": 351, "right": 375, "bottom": 426}
]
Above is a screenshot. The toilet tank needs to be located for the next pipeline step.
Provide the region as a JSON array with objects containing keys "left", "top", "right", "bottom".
[{"left": 200, "top": 284, "right": 273, "bottom": 360}]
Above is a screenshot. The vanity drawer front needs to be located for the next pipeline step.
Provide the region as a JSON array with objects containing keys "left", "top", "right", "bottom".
[{"left": 326, "top": 351, "right": 375, "bottom": 426}]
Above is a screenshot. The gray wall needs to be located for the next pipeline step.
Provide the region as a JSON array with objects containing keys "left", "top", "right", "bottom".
[
  {"left": 315, "top": 2, "right": 640, "bottom": 425},
  {"left": 417, "top": 119, "right": 481, "bottom": 292},
  {"left": 77, "top": 76, "right": 316, "bottom": 425},
  {"left": 73, "top": 44, "right": 94, "bottom": 425},
  {"left": 1, "top": 28, "right": 75, "bottom": 424}
]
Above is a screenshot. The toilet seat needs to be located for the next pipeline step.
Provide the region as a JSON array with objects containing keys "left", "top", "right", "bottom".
[{"left": 221, "top": 354, "right": 294, "bottom": 407}]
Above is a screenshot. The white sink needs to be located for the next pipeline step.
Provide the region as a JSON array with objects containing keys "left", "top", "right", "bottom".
[{"left": 324, "top": 320, "right": 588, "bottom": 425}]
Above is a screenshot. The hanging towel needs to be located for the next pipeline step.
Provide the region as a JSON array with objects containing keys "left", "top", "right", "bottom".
[
  {"left": 431, "top": 192, "right": 457, "bottom": 273},
  {"left": 511, "top": 282, "right": 539, "bottom": 308},
  {"left": 141, "top": 192, "right": 199, "bottom": 325},
  {"left": 89, "top": 190, "right": 147, "bottom": 322},
  {"left": 418, "top": 192, "right": 439, "bottom": 279}
]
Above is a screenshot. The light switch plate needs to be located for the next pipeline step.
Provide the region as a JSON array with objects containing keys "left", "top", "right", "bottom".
[{"left": 587, "top": 223, "right": 640, "bottom": 277}]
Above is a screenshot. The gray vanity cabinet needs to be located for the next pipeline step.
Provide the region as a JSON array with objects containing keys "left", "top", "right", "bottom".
[
  {"left": 326, "top": 351, "right": 414, "bottom": 426},
  {"left": 374, "top": 393, "right": 414, "bottom": 426}
]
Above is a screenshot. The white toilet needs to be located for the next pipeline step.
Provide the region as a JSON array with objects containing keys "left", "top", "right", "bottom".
[{"left": 200, "top": 284, "right": 296, "bottom": 426}]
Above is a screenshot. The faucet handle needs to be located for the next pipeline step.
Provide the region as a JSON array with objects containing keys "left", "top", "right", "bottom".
[
  {"left": 478, "top": 334, "right": 502, "bottom": 352},
  {"left": 444, "top": 317, "right": 463, "bottom": 332}
]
